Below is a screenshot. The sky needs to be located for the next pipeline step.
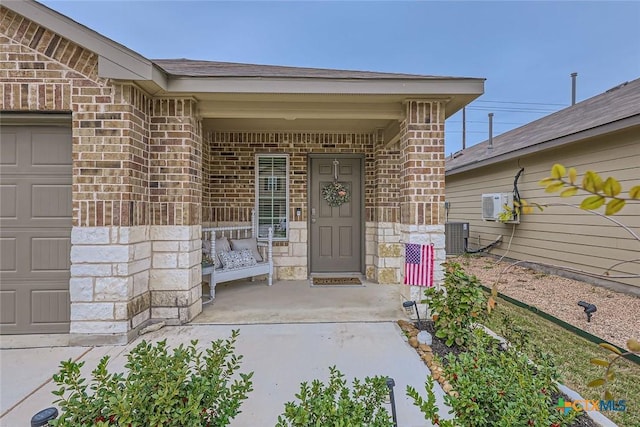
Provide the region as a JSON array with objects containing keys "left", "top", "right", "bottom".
[{"left": 39, "top": 0, "right": 640, "bottom": 156}]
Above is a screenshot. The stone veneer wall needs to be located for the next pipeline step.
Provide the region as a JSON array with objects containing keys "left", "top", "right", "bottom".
[
  {"left": 1, "top": 7, "right": 202, "bottom": 344},
  {"left": 70, "top": 226, "right": 150, "bottom": 345}
]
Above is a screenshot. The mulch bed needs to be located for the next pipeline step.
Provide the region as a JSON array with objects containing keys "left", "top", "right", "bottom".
[{"left": 399, "top": 319, "right": 599, "bottom": 427}]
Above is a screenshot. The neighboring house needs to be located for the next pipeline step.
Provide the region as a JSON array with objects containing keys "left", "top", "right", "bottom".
[
  {"left": 0, "top": 0, "right": 484, "bottom": 346},
  {"left": 446, "top": 78, "right": 640, "bottom": 295}
]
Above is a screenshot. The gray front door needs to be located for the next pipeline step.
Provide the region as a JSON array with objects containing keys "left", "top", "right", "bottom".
[
  {"left": 0, "top": 125, "right": 72, "bottom": 334},
  {"left": 309, "top": 156, "right": 362, "bottom": 273}
]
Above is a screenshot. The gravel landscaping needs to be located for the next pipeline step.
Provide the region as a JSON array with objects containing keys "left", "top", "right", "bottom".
[{"left": 455, "top": 254, "right": 640, "bottom": 349}]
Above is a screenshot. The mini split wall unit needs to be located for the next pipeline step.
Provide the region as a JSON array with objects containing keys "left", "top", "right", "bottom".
[{"left": 481, "top": 192, "right": 519, "bottom": 223}]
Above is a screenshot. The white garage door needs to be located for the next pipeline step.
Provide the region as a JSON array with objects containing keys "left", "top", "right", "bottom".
[{"left": 0, "top": 124, "right": 72, "bottom": 334}]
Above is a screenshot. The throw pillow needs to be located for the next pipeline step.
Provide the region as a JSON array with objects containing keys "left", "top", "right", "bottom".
[
  {"left": 214, "top": 236, "right": 232, "bottom": 253},
  {"left": 202, "top": 239, "right": 212, "bottom": 256},
  {"left": 230, "top": 237, "right": 263, "bottom": 262},
  {"left": 218, "top": 249, "right": 257, "bottom": 270}
]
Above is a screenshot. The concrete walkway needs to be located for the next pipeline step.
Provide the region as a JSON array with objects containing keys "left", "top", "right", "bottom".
[
  {"left": 1, "top": 323, "right": 446, "bottom": 427},
  {"left": 1, "top": 280, "right": 447, "bottom": 426}
]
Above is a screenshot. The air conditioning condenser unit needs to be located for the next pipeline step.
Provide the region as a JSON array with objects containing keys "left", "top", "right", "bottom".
[{"left": 445, "top": 222, "right": 469, "bottom": 255}]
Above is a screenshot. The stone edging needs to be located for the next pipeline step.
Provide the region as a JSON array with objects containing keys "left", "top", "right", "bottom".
[{"left": 397, "top": 320, "right": 618, "bottom": 427}]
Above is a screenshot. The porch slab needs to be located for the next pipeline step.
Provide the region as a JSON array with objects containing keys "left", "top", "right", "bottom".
[{"left": 193, "top": 279, "right": 410, "bottom": 324}]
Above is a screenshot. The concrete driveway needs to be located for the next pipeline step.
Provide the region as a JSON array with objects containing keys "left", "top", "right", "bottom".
[{"left": 0, "top": 322, "right": 447, "bottom": 427}]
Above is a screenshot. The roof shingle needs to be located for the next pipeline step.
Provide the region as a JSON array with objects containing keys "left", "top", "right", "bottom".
[
  {"left": 152, "top": 58, "right": 466, "bottom": 80},
  {"left": 446, "top": 78, "right": 640, "bottom": 173}
]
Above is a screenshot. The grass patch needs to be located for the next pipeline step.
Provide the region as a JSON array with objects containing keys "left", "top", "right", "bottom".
[{"left": 482, "top": 298, "right": 639, "bottom": 426}]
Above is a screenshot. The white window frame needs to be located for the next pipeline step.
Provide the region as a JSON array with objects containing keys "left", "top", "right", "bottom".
[{"left": 255, "top": 154, "right": 289, "bottom": 241}]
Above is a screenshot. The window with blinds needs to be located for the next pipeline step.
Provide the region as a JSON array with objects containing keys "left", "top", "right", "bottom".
[{"left": 255, "top": 154, "right": 289, "bottom": 240}]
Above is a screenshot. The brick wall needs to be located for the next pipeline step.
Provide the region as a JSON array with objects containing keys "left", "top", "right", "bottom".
[
  {"left": 73, "top": 83, "right": 150, "bottom": 227},
  {"left": 373, "top": 132, "right": 401, "bottom": 223},
  {"left": 205, "top": 131, "right": 376, "bottom": 224},
  {"left": 0, "top": 6, "right": 96, "bottom": 110},
  {"left": 149, "top": 98, "right": 202, "bottom": 226},
  {"left": 400, "top": 100, "right": 446, "bottom": 226}
]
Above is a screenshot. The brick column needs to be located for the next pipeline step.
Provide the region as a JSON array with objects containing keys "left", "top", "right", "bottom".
[
  {"left": 149, "top": 98, "right": 203, "bottom": 324},
  {"left": 399, "top": 100, "right": 447, "bottom": 299},
  {"left": 70, "top": 84, "right": 151, "bottom": 345}
]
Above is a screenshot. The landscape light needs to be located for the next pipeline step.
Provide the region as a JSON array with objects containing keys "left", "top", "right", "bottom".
[
  {"left": 577, "top": 301, "right": 597, "bottom": 322},
  {"left": 403, "top": 300, "right": 423, "bottom": 329}
]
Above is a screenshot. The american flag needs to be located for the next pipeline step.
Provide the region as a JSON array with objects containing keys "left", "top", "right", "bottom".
[{"left": 403, "top": 243, "right": 434, "bottom": 287}]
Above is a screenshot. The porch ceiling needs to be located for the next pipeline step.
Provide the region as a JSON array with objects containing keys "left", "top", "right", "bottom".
[{"left": 192, "top": 92, "right": 480, "bottom": 137}]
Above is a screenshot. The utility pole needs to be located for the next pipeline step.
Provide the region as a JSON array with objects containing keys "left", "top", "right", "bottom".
[
  {"left": 462, "top": 107, "right": 466, "bottom": 149},
  {"left": 488, "top": 113, "right": 494, "bottom": 149}
]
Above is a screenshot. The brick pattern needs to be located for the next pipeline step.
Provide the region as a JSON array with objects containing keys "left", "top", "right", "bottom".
[
  {"left": 74, "top": 83, "right": 151, "bottom": 227},
  {"left": 374, "top": 134, "right": 401, "bottom": 223},
  {"left": 400, "top": 100, "right": 446, "bottom": 225},
  {"left": 0, "top": 6, "right": 99, "bottom": 107},
  {"left": 205, "top": 132, "right": 376, "bottom": 223},
  {"left": 0, "top": 9, "right": 152, "bottom": 228},
  {"left": 150, "top": 99, "right": 202, "bottom": 226}
]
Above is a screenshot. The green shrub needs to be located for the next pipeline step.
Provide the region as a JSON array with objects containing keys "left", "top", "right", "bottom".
[
  {"left": 407, "top": 376, "right": 456, "bottom": 427},
  {"left": 424, "top": 262, "right": 487, "bottom": 347},
  {"left": 275, "top": 366, "right": 393, "bottom": 427},
  {"left": 408, "top": 329, "right": 577, "bottom": 427},
  {"left": 51, "top": 329, "right": 253, "bottom": 427}
]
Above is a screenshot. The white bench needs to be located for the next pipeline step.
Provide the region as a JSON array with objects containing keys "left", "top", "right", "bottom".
[{"left": 201, "top": 222, "right": 273, "bottom": 303}]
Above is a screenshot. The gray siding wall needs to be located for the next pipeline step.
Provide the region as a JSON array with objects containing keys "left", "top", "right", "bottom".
[{"left": 445, "top": 127, "right": 640, "bottom": 290}]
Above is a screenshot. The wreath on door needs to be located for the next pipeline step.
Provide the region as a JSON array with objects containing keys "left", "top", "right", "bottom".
[{"left": 322, "top": 181, "right": 350, "bottom": 207}]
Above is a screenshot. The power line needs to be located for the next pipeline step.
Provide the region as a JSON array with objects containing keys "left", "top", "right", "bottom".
[
  {"left": 467, "top": 106, "right": 557, "bottom": 113},
  {"left": 447, "top": 130, "right": 494, "bottom": 134},
  {"left": 448, "top": 120, "right": 525, "bottom": 125},
  {"left": 474, "top": 99, "right": 568, "bottom": 107}
]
